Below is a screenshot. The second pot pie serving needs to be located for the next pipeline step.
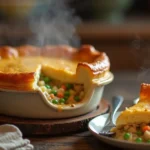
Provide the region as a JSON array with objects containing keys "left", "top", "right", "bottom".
[
  {"left": 112, "top": 83, "right": 150, "bottom": 143},
  {"left": 0, "top": 45, "right": 113, "bottom": 114}
]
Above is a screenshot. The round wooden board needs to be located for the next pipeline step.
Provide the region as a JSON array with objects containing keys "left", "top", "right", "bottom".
[{"left": 0, "top": 99, "right": 109, "bottom": 136}]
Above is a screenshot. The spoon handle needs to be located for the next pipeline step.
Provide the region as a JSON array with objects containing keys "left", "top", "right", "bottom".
[
  {"left": 111, "top": 96, "right": 124, "bottom": 125},
  {"left": 105, "top": 96, "right": 124, "bottom": 126}
]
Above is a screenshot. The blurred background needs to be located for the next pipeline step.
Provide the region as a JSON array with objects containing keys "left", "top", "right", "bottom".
[
  {"left": 0, "top": 0, "right": 149, "bottom": 72},
  {"left": 0, "top": 0, "right": 150, "bottom": 104}
]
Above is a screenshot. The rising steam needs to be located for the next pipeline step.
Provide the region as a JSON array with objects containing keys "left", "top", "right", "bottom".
[
  {"left": 131, "top": 37, "right": 150, "bottom": 83},
  {"left": 28, "top": 0, "right": 80, "bottom": 47}
]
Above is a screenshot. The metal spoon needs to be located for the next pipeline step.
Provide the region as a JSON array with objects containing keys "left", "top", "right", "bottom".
[
  {"left": 99, "top": 95, "right": 124, "bottom": 136},
  {"left": 133, "top": 97, "right": 139, "bottom": 104}
]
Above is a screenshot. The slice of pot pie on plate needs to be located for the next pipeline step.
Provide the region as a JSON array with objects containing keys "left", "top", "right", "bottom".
[
  {"left": 0, "top": 45, "right": 113, "bottom": 118},
  {"left": 112, "top": 83, "right": 150, "bottom": 143}
]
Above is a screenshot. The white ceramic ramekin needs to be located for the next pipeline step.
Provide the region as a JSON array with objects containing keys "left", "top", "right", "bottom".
[{"left": 0, "top": 72, "right": 113, "bottom": 119}]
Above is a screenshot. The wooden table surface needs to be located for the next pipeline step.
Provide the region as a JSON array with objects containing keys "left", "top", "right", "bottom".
[
  {"left": 30, "top": 132, "right": 120, "bottom": 150},
  {"left": 28, "top": 70, "right": 145, "bottom": 150}
]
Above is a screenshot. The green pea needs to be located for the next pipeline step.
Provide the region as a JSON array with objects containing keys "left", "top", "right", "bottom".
[
  {"left": 52, "top": 99, "right": 58, "bottom": 104},
  {"left": 147, "top": 139, "right": 150, "bottom": 143},
  {"left": 43, "top": 77, "right": 50, "bottom": 83},
  {"left": 135, "top": 137, "right": 143, "bottom": 143},
  {"left": 136, "top": 130, "right": 143, "bottom": 136},
  {"left": 66, "top": 83, "right": 73, "bottom": 90},
  {"left": 64, "top": 91, "right": 70, "bottom": 97},
  {"left": 74, "top": 96, "right": 80, "bottom": 102},
  {"left": 64, "top": 96, "right": 69, "bottom": 101},
  {"left": 51, "top": 90, "right": 57, "bottom": 96},
  {"left": 123, "top": 133, "right": 131, "bottom": 140},
  {"left": 59, "top": 98, "right": 65, "bottom": 104},
  {"left": 45, "top": 84, "right": 51, "bottom": 89}
]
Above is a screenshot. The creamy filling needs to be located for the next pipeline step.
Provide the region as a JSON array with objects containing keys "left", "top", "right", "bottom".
[
  {"left": 38, "top": 72, "right": 85, "bottom": 107},
  {"left": 111, "top": 123, "right": 150, "bottom": 143}
]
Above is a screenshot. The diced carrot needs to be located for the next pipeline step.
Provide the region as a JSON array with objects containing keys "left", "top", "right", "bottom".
[
  {"left": 50, "top": 94, "right": 55, "bottom": 99},
  {"left": 68, "top": 96, "right": 74, "bottom": 102},
  {"left": 142, "top": 125, "right": 150, "bottom": 132},
  {"left": 57, "top": 92, "right": 64, "bottom": 98},
  {"left": 61, "top": 85, "right": 66, "bottom": 90}
]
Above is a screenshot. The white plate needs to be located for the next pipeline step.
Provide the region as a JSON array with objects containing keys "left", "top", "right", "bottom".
[{"left": 88, "top": 112, "right": 150, "bottom": 150}]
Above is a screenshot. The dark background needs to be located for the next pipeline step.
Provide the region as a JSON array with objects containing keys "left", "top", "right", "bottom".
[
  {"left": 68, "top": 0, "right": 150, "bottom": 21},
  {"left": 0, "top": 0, "right": 149, "bottom": 71}
]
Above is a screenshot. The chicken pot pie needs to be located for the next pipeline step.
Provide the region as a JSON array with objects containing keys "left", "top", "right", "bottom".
[
  {"left": 112, "top": 83, "right": 150, "bottom": 143},
  {"left": 0, "top": 45, "right": 112, "bottom": 107}
]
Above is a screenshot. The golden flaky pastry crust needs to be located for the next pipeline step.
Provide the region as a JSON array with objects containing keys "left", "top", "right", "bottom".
[
  {"left": 0, "top": 45, "right": 110, "bottom": 91},
  {"left": 116, "top": 83, "right": 150, "bottom": 127}
]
